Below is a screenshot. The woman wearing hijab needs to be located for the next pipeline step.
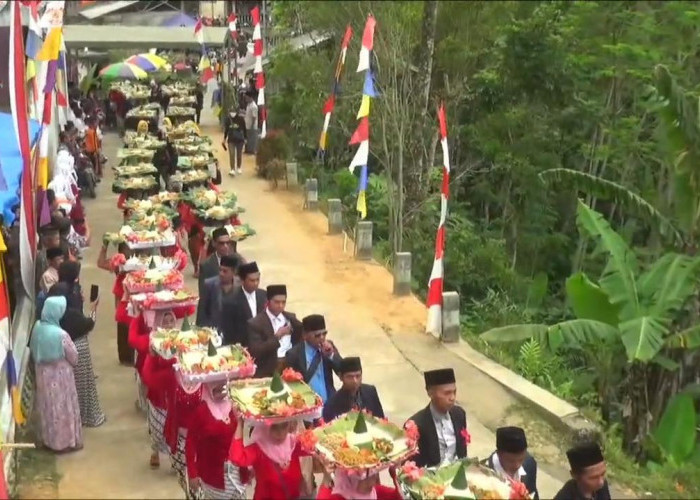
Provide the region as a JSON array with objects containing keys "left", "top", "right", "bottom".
[
  {"left": 316, "top": 470, "right": 402, "bottom": 500},
  {"left": 53, "top": 263, "right": 106, "bottom": 428},
  {"left": 229, "top": 418, "right": 309, "bottom": 499},
  {"left": 185, "top": 382, "right": 247, "bottom": 499},
  {"left": 29, "top": 296, "right": 82, "bottom": 452}
]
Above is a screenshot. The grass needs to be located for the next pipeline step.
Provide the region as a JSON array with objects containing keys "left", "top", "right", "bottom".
[{"left": 13, "top": 424, "right": 60, "bottom": 499}]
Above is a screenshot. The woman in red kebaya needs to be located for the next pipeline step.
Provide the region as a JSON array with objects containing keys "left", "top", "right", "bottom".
[
  {"left": 140, "top": 344, "right": 174, "bottom": 469},
  {"left": 316, "top": 469, "right": 402, "bottom": 500},
  {"left": 229, "top": 417, "right": 309, "bottom": 500},
  {"left": 185, "top": 382, "right": 248, "bottom": 499}
]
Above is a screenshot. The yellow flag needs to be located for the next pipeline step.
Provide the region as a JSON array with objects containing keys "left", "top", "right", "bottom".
[
  {"left": 356, "top": 94, "right": 371, "bottom": 119},
  {"left": 26, "top": 59, "right": 36, "bottom": 81},
  {"left": 356, "top": 190, "right": 367, "bottom": 219},
  {"left": 37, "top": 157, "right": 49, "bottom": 190},
  {"left": 0, "top": 232, "right": 6, "bottom": 253},
  {"left": 36, "top": 28, "right": 62, "bottom": 61}
]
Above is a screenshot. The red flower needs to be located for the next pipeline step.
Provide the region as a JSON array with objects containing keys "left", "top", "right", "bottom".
[
  {"left": 461, "top": 428, "right": 471, "bottom": 446},
  {"left": 400, "top": 461, "right": 424, "bottom": 483},
  {"left": 298, "top": 429, "right": 318, "bottom": 453},
  {"left": 509, "top": 480, "right": 530, "bottom": 500},
  {"left": 281, "top": 367, "right": 303, "bottom": 382},
  {"left": 404, "top": 419, "right": 420, "bottom": 447},
  {"left": 109, "top": 253, "right": 126, "bottom": 271}
]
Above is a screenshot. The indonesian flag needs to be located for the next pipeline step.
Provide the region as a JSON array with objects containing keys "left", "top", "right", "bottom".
[
  {"left": 251, "top": 6, "right": 262, "bottom": 41},
  {"left": 426, "top": 105, "right": 451, "bottom": 337},
  {"left": 194, "top": 18, "right": 204, "bottom": 45},
  {"left": 357, "top": 15, "right": 376, "bottom": 72},
  {"left": 228, "top": 13, "right": 238, "bottom": 39}
]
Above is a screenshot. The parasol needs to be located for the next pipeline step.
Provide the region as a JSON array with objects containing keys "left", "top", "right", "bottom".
[
  {"left": 126, "top": 53, "right": 169, "bottom": 72},
  {"left": 99, "top": 62, "right": 148, "bottom": 80}
]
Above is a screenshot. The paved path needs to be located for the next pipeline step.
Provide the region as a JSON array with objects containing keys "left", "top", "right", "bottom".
[{"left": 56, "top": 104, "right": 567, "bottom": 498}]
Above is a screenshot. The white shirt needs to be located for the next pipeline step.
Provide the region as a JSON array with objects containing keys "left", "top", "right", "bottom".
[
  {"left": 492, "top": 452, "right": 526, "bottom": 482},
  {"left": 244, "top": 289, "right": 257, "bottom": 317},
  {"left": 430, "top": 404, "right": 457, "bottom": 465},
  {"left": 266, "top": 307, "right": 290, "bottom": 358}
]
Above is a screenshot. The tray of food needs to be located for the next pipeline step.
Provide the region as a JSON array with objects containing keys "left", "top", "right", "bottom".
[
  {"left": 103, "top": 231, "right": 126, "bottom": 247},
  {"left": 175, "top": 343, "right": 256, "bottom": 384},
  {"left": 167, "top": 121, "right": 200, "bottom": 139},
  {"left": 177, "top": 154, "right": 212, "bottom": 170},
  {"left": 175, "top": 143, "right": 213, "bottom": 156},
  {"left": 123, "top": 268, "right": 183, "bottom": 294},
  {"left": 113, "top": 175, "right": 158, "bottom": 194},
  {"left": 169, "top": 95, "right": 196, "bottom": 106},
  {"left": 117, "top": 148, "right": 156, "bottom": 161},
  {"left": 172, "top": 135, "right": 212, "bottom": 146},
  {"left": 167, "top": 106, "right": 196, "bottom": 117},
  {"left": 181, "top": 188, "right": 238, "bottom": 209},
  {"left": 121, "top": 225, "right": 176, "bottom": 249},
  {"left": 126, "top": 212, "right": 172, "bottom": 231},
  {"left": 196, "top": 206, "right": 244, "bottom": 226},
  {"left": 149, "top": 319, "right": 220, "bottom": 359},
  {"left": 171, "top": 170, "right": 210, "bottom": 185},
  {"left": 121, "top": 254, "right": 179, "bottom": 273},
  {"left": 229, "top": 369, "right": 323, "bottom": 424},
  {"left": 130, "top": 288, "right": 199, "bottom": 310},
  {"left": 204, "top": 224, "right": 256, "bottom": 242},
  {"left": 398, "top": 459, "right": 532, "bottom": 500},
  {"left": 114, "top": 163, "right": 158, "bottom": 177}
]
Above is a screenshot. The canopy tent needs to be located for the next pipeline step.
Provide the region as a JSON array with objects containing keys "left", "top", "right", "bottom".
[
  {"left": 161, "top": 11, "right": 197, "bottom": 27},
  {"left": 0, "top": 113, "right": 41, "bottom": 225}
]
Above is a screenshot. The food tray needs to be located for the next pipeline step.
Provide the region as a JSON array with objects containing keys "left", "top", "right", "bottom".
[{"left": 175, "top": 345, "right": 256, "bottom": 385}]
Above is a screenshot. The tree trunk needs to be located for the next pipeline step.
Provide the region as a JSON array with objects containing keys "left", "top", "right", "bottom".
[{"left": 417, "top": 1, "right": 439, "bottom": 113}]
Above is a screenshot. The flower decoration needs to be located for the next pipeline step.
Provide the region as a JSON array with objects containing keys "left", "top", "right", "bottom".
[
  {"left": 509, "top": 480, "right": 530, "bottom": 500},
  {"left": 110, "top": 253, "right": 126, "bottom": 271},
  {"left": 400, "top": 461, "right": 424, "bottom": 483},
  {"left": 281, "top": 367, "right": 304, "bottom": 382},
  {"left": 461, "top": 428, "right": 471, "bottom": 447},
  {"left": 298, "top": 429, "right": 318, "bottom": 453},
  {"left": 404, "top": 419, "right": 420, "bottom": 446}
]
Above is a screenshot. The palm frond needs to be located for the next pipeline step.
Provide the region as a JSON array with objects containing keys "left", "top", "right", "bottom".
[
  {"left": 619, "top": 315, "right": 667, "bottom": 362},
  {"left": 637, "top": 253, "right": 700, "bottom": 317},
  {"left": 540, "top": 168, "right": 684, "bottom": 246}
]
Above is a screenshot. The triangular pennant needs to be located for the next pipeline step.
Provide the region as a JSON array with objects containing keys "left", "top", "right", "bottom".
[
  {"left": 361, "top": 15, "right": 377, "bottom": 50},
  {"left": 36, "top": 28, "right": 62, "bottom": 62},
  {"left": 322, "top": 95, "right": 335, "bottom": 115},
  {"left": 363, "top": 70, "right": 377, "bottom": 98},
  {"left": 356, "top": 94, "right": 371, "bottom": 119},
  {"left": 349, "top": 117, "right": 369, "bottom": 145},
  {"left": 348, "top": 141, "right": 369, "bottom": 172}
]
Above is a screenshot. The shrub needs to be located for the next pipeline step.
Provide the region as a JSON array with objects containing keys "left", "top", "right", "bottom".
[
  {"left": 256, "top": 130, "right": 291, "bottom": 178},
  {"left": 266, "top": 159, "right": 287, "bottom": 189}
]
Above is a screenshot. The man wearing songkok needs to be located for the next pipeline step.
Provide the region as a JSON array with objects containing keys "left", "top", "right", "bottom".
[
  {"left": 285, "top": 314, "right": 342, "bottom": 405},
  {"left": 247, "top": 284, "right": 303, "bottom": 377},
  {"left": 554, "top": 442, "right": 611, "bottom": 500},
  {"left": 484, "top": 426, "right": 539, "bottom": 499},
  {"left": 197, "top": 228, "right": 242, "bottom": 320},
  {"left": 407, "top": 368, "right": 467, "bottom": 467},
  {"left": 40, "top": 247, "right": 65, "bottom": 294},
  {"left": 228, "top": 261, "right": 265, "bottom": 346},
  {"left": 322, "top": 356, "right": 385, "bottom": 422},
  {"left": 198, "top": 256, "right": 240, "bottom": 335}
]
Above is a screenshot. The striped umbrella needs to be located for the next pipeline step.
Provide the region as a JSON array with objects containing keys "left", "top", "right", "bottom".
[
  {"left": 98, "top": 62, "right": 148, "bottom": 80},
  {"left": 126, "top": 53, "right": 168, "bottom": 72}
]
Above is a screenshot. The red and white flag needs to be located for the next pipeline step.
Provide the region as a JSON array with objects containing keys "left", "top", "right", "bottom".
[
  {"left": 426, "top": 105, "right": 451, "bottom": 337},
  {"left": 356, "top": 15, "right": 376, "bottom": 72},
  {"left": 194, "top": 18, "right": 204, "bottom": 45},
  {"left": 9, "top": 0, "right": 37, "bottom": 299},
  {"left": 251, "top": 6, "right": 267, "bottom": 138},
  {"left": 228, "top": 13, "right": 238, "bottom": 39}
]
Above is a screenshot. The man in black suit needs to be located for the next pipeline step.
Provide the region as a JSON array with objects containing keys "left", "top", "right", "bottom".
[
  {"left": 322, "top": 356, "right": 384, "bottom": 422},
  {"left": 554, "top": 442, "right": 611, "bottom": 500},
  {"left": 197, "top": 255, "right": 239, "bottom": 335},
  {"left": 407, "top": 368, "right": 468, "bottom": 468},
  {"left": 226, "top": 261, "right": 266, "bottom": 346},
  {"left": 247, "top": 284, "right": 303, "bottom": 377},
  {"left": 483, "top": 427, "right": 539, "bottom": 500},
  {"left": 285, "top": 314, "right": 342, "bottom": 405}
]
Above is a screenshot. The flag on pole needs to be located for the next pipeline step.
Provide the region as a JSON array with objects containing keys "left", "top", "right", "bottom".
[
  {"left": 228, "top": 13, "right": 238, "bottom": 39},
  {"left": 194, "top": 18, "right": 204, "bottom": 45},
  {"left": 356, "top": 15, "right": 376, "bottom": 72},
  {"left": 1, "top": 232, "right": 24, "bottom": 426},
  {"left": 251, "top": 6, "right": 267, "bottom": 138},
  {"left": 426, "top": 104, "right": 451, "bottom": 337},
  {"left": 9, "top": 0, "right": 37, "bottom": 299},
  {"left": 318, "top": 25, "right": 354, "bottom": 157}
]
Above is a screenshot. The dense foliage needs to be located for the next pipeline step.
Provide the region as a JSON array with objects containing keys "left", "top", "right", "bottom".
[{"left": 268, "top": 1, "right": 700, "bottom": 495}]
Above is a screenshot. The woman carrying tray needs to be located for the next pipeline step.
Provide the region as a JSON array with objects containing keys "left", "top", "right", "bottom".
[
  {"left": 185, "top": 381, "right": 249, "bottom": 499},
  {"left": 317, "top": 469, "right": 402, "bottom": 500},
  {"left": 229, "top": 416, "right": 310, "bottom": 500}
]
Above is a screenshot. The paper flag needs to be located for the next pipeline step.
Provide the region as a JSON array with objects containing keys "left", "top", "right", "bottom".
[
  {"left": 323, "top": 95, "right": 335, "bottom": 115},
  {"left": 363, "top": 70, "right": 377, "bottom": 98},
  {"left": 356, "top": 94, "right": 371, "bottom": 119},
  {"left": 253, "top": 24, "right": 262, "bottom": 41},
  {"left": 256, "top": 72, "right": 265, "bottom": 90},
  {"left": 254, "top": 39, "right": 263, "bottom": 57},
  {"left": 348, "top": 141, "right": 369, "bottom": 172},
  {"left": 349, "top": 117, "right": 369, "bottom": 145},
  {"left": 36, "top": 28, "right": 62, "bottom": 61},
  {"left": 356, "top": 15, "right": 377, "bottom": 72},
  {"left": 257, "top": 87, "right": 265, "bottom": 106},
  {"left": 44, "top": 60, "right": 57, "bottom": 94},
  {"left": 254, "top": 57, "right": 263, "bottom": 74}
]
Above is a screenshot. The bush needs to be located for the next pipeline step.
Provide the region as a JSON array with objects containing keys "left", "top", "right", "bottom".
[
  {"left": 266, "top": 159, "right": 287, "bottom": 189},
  {"left": 256, "top": 130, "right": 291, "bottom": 178}
]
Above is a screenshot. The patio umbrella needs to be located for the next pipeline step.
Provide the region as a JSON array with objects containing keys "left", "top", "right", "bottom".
[
  {"left": 99, "top": 62, "right": 148, "bottom": 80},
  {"left": 126, "top": 53, "right": 168, "bottom": 72}
]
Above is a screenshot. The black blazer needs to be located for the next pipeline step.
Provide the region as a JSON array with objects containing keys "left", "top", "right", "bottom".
[
  {"left": 322, "top": 384, "right": 385, "bottom": 422},
  {"left": 247, "top": 311, "right": 303, "bottom": 377},
  {"left": 553, "top": 479, "right": 611, "bottom": 500},
  {"left": 483, "top": 452, "right": 539, "bottom": 500},
  {"left": 284, "top": 341, "right": 342, "bottom": 400},
  {"left": 227, "top": 287, "right": 266, "bottom": 346},
  {"left": 407, "top": 404, "right": 467, "bottom": 468}
]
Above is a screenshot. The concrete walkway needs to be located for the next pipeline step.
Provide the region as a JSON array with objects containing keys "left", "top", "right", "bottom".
[{"left": 56, "top": 104, "right": 567, "bottom": 498}]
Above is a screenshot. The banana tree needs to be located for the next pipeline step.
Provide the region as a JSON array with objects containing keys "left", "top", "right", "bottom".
[{"left": 481, "top": 200, "right": 700, "bottom": 453}]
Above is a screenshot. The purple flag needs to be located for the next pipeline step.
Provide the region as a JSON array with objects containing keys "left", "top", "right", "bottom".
[
  {"left": 44, "top": 60, "right": 58, "bottom": 94},
  {"left": 37, "top": 188, "right": 51, "bottom": 227}
]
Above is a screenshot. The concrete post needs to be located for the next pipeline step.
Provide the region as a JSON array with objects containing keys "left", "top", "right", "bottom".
[
  {"left": 305, "top": 178, "right": 318, "bottom": 210},
  {"left": 286, "top": 161, "right": 299, "bottom": 188},
  {"left": 441, "top": 291, "right": 460, "bottom": 343},
  {"left": 327, "top": 199, "right": 343, "bottom": 235},
  {"left": 393, "top": 252, "right": 412, "bottom": 296},
  {"left": 355, "top": 221, "right": 373, "bottom": 260}
]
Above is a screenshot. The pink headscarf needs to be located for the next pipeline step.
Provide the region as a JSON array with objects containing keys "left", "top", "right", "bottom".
[
  {"left": 251, "top": 423, "right": 296, "bottom": 467},
  {"left": 332, "top": 470, "right": 378, "bottom": 500},
  {"left": 202, "top": 383, "right": 232, "bottom": 422}
]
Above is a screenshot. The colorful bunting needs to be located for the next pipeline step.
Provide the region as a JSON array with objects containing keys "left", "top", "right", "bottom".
[
  {"left": 251, "top": 6, "right": 267, "bottom": 138},
  {"left": 426, "top": 104, "right": 451, "bottom": 337},
  {"left": 318, "top": 25, "right": 354, "bottom": 156},
  {"left": 348, "top": 16, "right": 377, "bottom": 220},
  {"left": 194, "top": 18, "right": 204, "bottom": 45}
]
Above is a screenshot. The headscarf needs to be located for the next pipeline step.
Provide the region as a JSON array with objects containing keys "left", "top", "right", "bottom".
[
  {"left": 332, "top": 470, "right": 378, "bottom": 500},
  {"left": 57, "top": 260, "right": 83, "bottom": 310},
  {"left": 251, "top": 423, "right": 296, "bottom": 467},
  {"left": 47, "top": 283, "right": 94, "bottom": 341},
  {"left": 202, "top": 382, "right": 232, "bottom": 421},
  {"left": 30, "top": 296, "right": 68, "bottom": 363},
  {"left": 137, "top": 120, "right": 149, "bottom": 135}
]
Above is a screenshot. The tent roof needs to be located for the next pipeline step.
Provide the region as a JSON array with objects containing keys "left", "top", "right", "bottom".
[
  {"left": 63, "top": 25, "right": 229, "bottom": 49},
  {"left": 78, "top": 0, "right": 141, "bottom": 20}
]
